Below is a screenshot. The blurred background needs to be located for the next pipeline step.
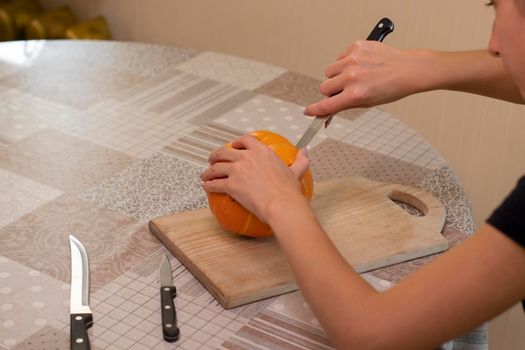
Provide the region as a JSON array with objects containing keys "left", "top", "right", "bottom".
[
  {"left": 2, "top": 0, "right": 525, "bottom": 348},
  {"left": 0, "top": 0, "right": 111, "bottom": 40}
]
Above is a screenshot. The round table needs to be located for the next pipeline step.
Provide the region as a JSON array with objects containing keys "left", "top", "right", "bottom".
[{"left": 0, "top": 40, "right": 483, "bottom": 349}]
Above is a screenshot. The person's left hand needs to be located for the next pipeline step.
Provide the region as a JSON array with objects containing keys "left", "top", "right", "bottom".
[{"left": 200, "top": 134, "right": 309, "bottom": 224}]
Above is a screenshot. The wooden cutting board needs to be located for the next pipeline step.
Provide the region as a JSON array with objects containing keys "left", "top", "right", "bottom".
[{"left": 149, "top": 176, "right": 447, "bottom": 309}]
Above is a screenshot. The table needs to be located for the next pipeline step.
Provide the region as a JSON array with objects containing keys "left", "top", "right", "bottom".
[{"left": 0, "top": 40, "right": 484, "bottom": 350}]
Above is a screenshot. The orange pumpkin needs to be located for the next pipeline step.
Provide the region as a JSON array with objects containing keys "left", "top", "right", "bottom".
[{"left": 207, "top": 130, "right": 314, "bottom": 238}]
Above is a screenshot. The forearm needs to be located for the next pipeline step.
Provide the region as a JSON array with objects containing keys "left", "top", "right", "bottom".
[
  {"left": 306, "top": 45, "right": 524, "bottom": 116},
  {"left": 266, "top": 197, "right": 380, "bottom": 347},
  {"left": 414, "top": 49, "right": 524, "bottom": 103},
  {"left": 266, "top": 194, "right": 525, "bottom": 349}
]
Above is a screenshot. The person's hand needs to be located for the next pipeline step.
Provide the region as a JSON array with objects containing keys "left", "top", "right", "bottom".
[
  {"left": 304, "top": 41, "right": 426, "bottom": 116},
  {"left": 201, "top": 135, "right": 310, "bottom": 223}
]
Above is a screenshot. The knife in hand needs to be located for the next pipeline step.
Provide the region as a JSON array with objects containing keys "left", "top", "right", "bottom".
[
  {"left": 159, "top": 255, "right": 180, "bottom": 342},
  {"left": 69, "top": 235, "right": 93, "bottom": 350},
  {"left": 295, "top": 17, "right": 395, "bottom": 149}
]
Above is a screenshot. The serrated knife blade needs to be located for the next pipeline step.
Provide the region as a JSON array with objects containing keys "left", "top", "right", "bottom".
[{"left": 69, "top": 235, "right": 93, "bottom": 350}]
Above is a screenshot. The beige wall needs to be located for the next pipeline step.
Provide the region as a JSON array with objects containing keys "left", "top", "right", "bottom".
[{"left": 40, "top": 1, "right": 525, "bottom": 347}]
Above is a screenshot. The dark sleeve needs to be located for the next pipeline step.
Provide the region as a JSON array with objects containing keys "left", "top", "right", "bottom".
[{"left": 487, "top": 176, "right": 525, "bottom": 248}]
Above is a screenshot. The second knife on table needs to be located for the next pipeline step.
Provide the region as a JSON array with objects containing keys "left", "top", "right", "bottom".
[{"left": 159, "top": 255, "right": 180, "bottom": 342}]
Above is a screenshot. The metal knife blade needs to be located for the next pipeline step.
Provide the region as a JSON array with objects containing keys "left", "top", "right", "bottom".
[
  {"left": 159, "top": 255, "right": 180, "bottom": 342},
  {"left": 69, "top": 235, "right": 93, "bottom": 350},
  {"left": 295, "top": 116, "right": 326, "bottom": 149},
  {"left": 295, "top": 17, "right": 395, "bottom": 149}
]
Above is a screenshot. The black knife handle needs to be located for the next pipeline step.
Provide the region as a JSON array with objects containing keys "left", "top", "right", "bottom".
[
  {"left": 366, "top": 17, "right": 394, "bottom": 42},
  {"left": 70, "top": 313, "right": 92, "bottom": 350},
  {"left": 160, "top": 286, "right": 180, "bottom": 342}
]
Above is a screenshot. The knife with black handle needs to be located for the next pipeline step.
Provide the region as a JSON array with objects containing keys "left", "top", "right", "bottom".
[
  {"left": 69, "top": 235, "right": 93, "bottom": 350},
  {"left": 159, "top": 255, "right": 180, "bottom": 342},
  {"left": 295, "top": 17, "right": 395, "bottom": 149}
]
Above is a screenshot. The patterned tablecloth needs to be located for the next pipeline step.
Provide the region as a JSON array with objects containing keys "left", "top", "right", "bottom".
[{"left": 0, "top": 40, "right": 486, "bottom": 350}]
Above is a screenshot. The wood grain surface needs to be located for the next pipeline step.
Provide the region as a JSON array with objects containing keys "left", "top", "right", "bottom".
[{"left": 149, "top": 176, "right": 447, "bottom": 309}]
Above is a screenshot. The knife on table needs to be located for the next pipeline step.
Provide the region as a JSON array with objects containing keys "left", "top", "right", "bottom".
[
  {"left": 295, "top": 17, "right": 395, "bottom": 149},
  {"left": 69, "top": 235, "right": 93, "bottom": 350},
  {"left": 159, "top": 255, "right": 180, "bottom": 342}
]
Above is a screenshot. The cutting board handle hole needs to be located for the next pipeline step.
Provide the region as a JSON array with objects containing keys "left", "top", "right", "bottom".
[
  {"left": 388, "top": 190, "right": 427, "bottom": 217},
  {"left": 391, "top": 199, "right": 424, "bottom": 216}
]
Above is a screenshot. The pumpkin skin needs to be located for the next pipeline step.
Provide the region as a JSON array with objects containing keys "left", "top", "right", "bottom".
[{"left": 207, "top": 130, "right": 314, "bottom": 238}]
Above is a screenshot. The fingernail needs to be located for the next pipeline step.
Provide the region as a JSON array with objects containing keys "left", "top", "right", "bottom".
[
  {"left": 302, "top": 147, "right": 309, "bottom": 157},
  {"left": 303, "top": 108, "right": 308, "bottom": 115}
]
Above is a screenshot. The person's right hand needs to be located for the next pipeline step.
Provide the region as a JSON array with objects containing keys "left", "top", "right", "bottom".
[{"left": 304, "top": 41, "right": 428, "bottom": 116}]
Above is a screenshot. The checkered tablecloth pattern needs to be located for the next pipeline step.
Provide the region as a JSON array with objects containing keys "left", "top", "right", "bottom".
[{"left": 0, "top": 40, "right": 481, "bottom": 350}]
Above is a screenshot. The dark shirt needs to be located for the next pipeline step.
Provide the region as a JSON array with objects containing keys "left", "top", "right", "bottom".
[{"left": 487, "top": 176, "right": 525, "bottom": 309}]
